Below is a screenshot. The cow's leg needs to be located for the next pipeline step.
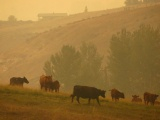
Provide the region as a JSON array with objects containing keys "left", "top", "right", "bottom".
[
  {"left": 96, "top": 98, "right": 100, "bottom": 105},
  {"left": 151, "top": 102, "right": 153, "bottom": 105},
  {"left": 56, "top": 88, "right": 59, "bottom": 92},
  {"left": 153, "top": 101, "right": 155, "bottom": 106},
  {"left": 76, "top": 96, "right": 80, "bottom": 104},
  {"left": 71, "top": 94, "right": 74, "bottom": 103},
  {"left": 45, "top": 86, "right": 47, "bottom": 91},
  {"left": 111, "top": 96, "right": 113, "bottom": 101},
  {"left": 88, "top": 98, "right": 91, "bottom": 104}
]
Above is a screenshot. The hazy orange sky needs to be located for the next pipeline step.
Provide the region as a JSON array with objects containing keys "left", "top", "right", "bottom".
[{"left": 0, "top": 0, "right": 125, "bottom": 21}]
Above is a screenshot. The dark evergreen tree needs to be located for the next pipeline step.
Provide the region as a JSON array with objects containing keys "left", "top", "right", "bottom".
[
  {"left": 78, "top": 42, "right": 103, "bottom": 87},
  {"left": 143, "top": 0, "right": 160, "bottom": 3},
  {"left": 43, "top": 61, "right": 53, "bottom": 76},
  {"left": 107, "top": 29, "right": 132, "bottom": 92},
  {"left": 8, "top": 15, "right": 17, "bottom": 22},
  {"left": 131, "top": 25, "right": 160, "bottom": 92},
  {"left": 125, "top": 0, "right": 140, "bottom": 6},
  {"left": 43, "top": 43, "right": 103, "bottom": 90},
  {"left": 50, "top": 45, "right": 81, "bottom": 89},
  {"left": 108, "top": 25, "right": 160, "bottom": 93}
]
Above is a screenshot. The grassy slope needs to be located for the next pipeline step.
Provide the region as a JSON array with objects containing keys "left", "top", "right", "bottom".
[
  {"left": 0, "top": 5, "right": 160, "bottom": 87},
  {"left": 0, "top": 85, "right": 160, "bottom": 120}
]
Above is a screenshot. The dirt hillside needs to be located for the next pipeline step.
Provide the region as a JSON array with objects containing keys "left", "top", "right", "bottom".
[{"left": 0, "top": 4, "right": 160, "bottom": 88}]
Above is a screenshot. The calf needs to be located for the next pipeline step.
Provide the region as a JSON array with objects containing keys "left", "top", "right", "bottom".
[
  {"left": 132, "top": 95, "right": 142, "bottom": 103},
  {"left": 144, "top": 92, "right": 159, "bottom": 105},
  {"left": 49, "top": 80, "right": 60, "bottom": 92},
  {"left": 109, "top": 88, "right": 125, "bottom": 102},
  {"left": 71, "top": 85, "right": 106, "bottom": 105}
]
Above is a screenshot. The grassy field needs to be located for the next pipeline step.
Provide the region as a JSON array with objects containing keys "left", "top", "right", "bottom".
[{"left": 0, "top": 85, "right": 160, "bottom": 120}]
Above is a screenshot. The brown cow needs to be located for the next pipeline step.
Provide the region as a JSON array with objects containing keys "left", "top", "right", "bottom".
[
  {"left": 10, "top": 77, "right": 29, "bottom": 87},
  {"left": 39, "top": 75, "right": 52, "bottom": 91},
  {"left": 132, "top": 95, "right": 142, "bottom": 103},
  {"left": 109, "top": 88, "right": 125, "bottom": 102},
  {"left": 49, "top": 80, "right": 60, "bottom": 92},
  {"left": 71, "top": 85, "right": 106, "bottom": 105},
  {"left": 144, "top": 92, "right": 159, "bottom": 105}
]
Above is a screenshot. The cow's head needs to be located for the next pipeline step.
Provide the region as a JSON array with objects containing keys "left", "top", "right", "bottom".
[
  {"left": 132, "top": 95, "right": 139, "bottom": 98},
  {"left": 120, "top": 92, "right": 125, "bottom": 99},
  {"left": 46, "top": 75, "right": 52, "bottom": 81},
  {"left": 23, "top": 77, "right": 29, "bottom": 84},
  {"left": 154, "top": 94, "right": 159, "bottom": 99},
  {"left": 100, "top": 90, "right": 106, "bottom": 98}
]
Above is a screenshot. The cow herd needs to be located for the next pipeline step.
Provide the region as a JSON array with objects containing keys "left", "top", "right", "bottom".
[{"left": 9, "top": 75, "right": 159, "bottom": 106}]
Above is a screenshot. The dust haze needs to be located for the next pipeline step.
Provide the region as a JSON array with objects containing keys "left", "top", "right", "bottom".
[
  {"left": 0, "top": 0, "right": 160, "bottom": 98},
  {"left": 0, "top": 0, "right": 124, "bottom": 21}
]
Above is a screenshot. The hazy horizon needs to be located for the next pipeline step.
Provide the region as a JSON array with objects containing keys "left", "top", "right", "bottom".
[{"left": 0, "top": 0, "right": 125, "bottom": 21}]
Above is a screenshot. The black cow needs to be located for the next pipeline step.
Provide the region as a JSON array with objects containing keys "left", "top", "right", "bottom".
[
  {"left": 10, "top": 77, "right": 29, "bottom": 87},
  {"left": 71, "top": 85, "right": 106, "bottom": 105}
]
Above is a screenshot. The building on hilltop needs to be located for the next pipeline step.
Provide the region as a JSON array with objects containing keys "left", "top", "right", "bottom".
[{"left": 38, "top": 12, "right": 68, "bottom": 20}]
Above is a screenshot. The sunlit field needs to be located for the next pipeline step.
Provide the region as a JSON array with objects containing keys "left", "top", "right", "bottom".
[{"left": 0, "top": 85, "right": 160, "bottom": 120}]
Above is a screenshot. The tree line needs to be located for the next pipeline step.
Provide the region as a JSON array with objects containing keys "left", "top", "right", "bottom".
[
  {"left": 44, "top": 25, "right": 160, "bottom": 94},
  {"left": 125, "top": 0, "right": 160, "bottom": 6},
  {"left": 108, "top": 25, "right": 160, "bottom": 94}
]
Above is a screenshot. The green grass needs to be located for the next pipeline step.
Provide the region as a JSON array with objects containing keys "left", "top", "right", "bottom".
[{"left": 0, "top": 85, "right": 160, "bottom": 120}]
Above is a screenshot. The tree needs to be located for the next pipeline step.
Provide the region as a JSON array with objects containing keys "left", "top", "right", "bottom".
[
  {"left": 107, "top": 25, "right": 160, "bottom": 93},
  {"left": 43, "top": 43, "right": 104, "bottom": 90},
  {"left": 125, "top": 0, "right": 140, "bottom": 6},
  {"left": 78, "top": 42, "right": 103, "bottom": 88},
  {"left": 107, "top": 29, "right": 132, "bottom": 92},
  {"left": 8, "top": 15, "right": 17, "bottom": 22},
  {"left": 131, "top": 25, "right": 160, "bottom": 92},
  {"left": 43, "top": 61, "right": 53, "bottom": 76},
  {"left": 143, "top": 0, "right": 158, "bottom": 3},
  {"left": 50, "top": 45, "right": 81, "bottom": 89},
  {"left": 84, "top": 6, "right": 88, "bottom": 13}
]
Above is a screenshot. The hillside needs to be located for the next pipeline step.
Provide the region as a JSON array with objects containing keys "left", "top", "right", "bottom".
[
  {"left": 0, "top": 5, "right": 160, "bottom": 89},
  {"left": 0, "top": 85, "right": 160, "bottom": 120}
]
